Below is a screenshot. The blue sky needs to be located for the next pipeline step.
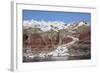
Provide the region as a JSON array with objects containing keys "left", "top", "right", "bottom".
[{"left": 23, "top": 10, "right": 91, "bottom": 24}]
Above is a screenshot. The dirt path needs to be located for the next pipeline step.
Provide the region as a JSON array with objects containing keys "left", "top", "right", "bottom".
[{"left": 60, "top": 35, "right": 79, "bottom": 48}]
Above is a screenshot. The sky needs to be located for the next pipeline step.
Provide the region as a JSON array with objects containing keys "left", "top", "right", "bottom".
[{"left": 23, "top": 10, "right": 91, "bottom": 24}]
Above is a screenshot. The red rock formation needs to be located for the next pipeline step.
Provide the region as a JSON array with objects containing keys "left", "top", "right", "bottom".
[{"left": 23, "top": 32, "right": 73, "bottom": 51}]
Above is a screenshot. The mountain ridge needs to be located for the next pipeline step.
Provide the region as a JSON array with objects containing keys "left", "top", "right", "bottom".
[{"left": 23, "top": 20, "right": 90, "bottom": 32}]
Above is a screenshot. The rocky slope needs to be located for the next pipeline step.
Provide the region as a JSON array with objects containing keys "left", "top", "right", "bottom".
[{"left": 23, "top": 20, "right": 91, "bottom": 61}]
